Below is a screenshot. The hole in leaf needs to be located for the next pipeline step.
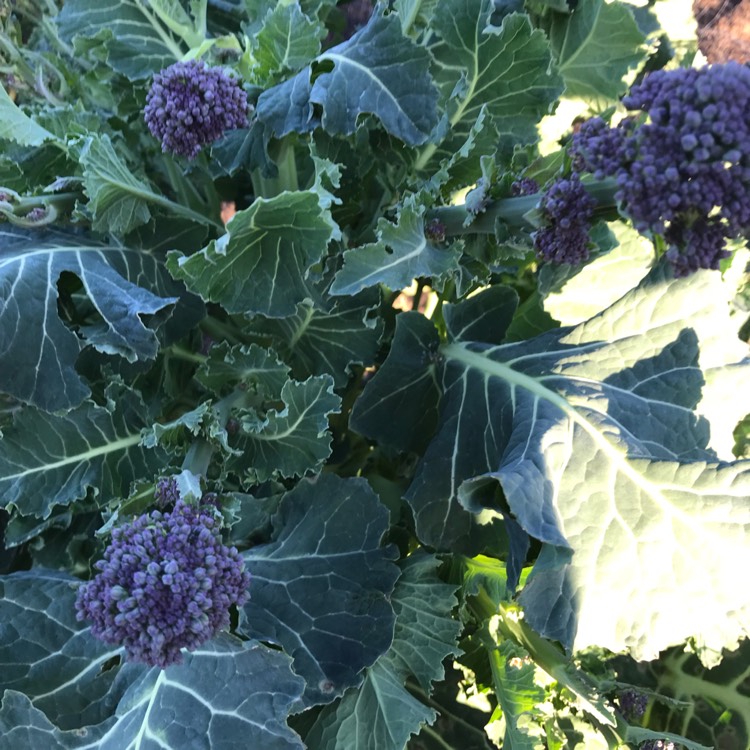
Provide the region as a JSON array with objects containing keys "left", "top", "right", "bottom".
[{"left": 98, "top": 655, "right": 121, "bottom": 674}]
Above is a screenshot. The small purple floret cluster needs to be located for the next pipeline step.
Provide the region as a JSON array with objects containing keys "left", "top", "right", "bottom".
[
  {"left": 572, "top": 62, "right": 750, "bottom": 275},
  {"left": 75, "top": 500, "right": 250, "bottom": 668},
  {"left": 639, "top": 741, "right": 675, "bottom": 750},
  {"left": 616, "top": 688, "right": 648, "bottom": 720},
  {"left": 534, "top": 174, "right": 596, "bottom": 265},
  {"left": 144, "top": 60, "right": 248, "bottom": 159},
  {"left": 153, "top": 476, "right": 179, "bottom": 508},
  {"left": 510, "top": 177, "right": 539, "bottom": 197}
]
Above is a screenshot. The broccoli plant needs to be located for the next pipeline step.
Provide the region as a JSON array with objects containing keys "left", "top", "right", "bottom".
[{"left": 1, "top": 1, "right": 750, "bottom": 749}]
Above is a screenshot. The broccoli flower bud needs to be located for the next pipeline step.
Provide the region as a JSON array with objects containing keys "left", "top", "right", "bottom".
[
  {"left": 533, "top": 174, "right": 596, "bottom": 265},
  {"left": 616, "top": 688, "right": 648, "bottom": 720},
  {"left": 571, "top": 62, "right": 750, "bottom": 275},
  {"left": 153, "top": 475, "right": 179, "bottom": 508},
  {"left": 75, "top": 500, "right": 250, "bottom": 668},
  {"left": 144, "top": 60, "right": 248, "bottom": 159}
]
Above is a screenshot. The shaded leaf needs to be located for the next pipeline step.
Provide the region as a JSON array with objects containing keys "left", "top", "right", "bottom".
[
  {"left": 444, "top": 285, "right": 519, "bottom": 345},
  {"left": 0, "top": 385, "right": 169, "bottom": 521},
  {"left": 331, "top": 199, "right": 459, "bottom": 296},
  {"left": 229, "top": 374, "right": 341, "bottom": 483},
  {"left": 0, "top": 227, "right": 177, "bottom": 411},
  {"left": 350, "top": 312, "right": 442, "bottom": 455},
  {"left": 240, "top": 473, "right": 400, "bottom": 706},
  {"left": 251, "top": 293, "right": 383, "bottom": 386},
  {"left": 167, "top": 191, "right": 335, "bottom": 318},
  {"left": 197, "top": 342, "right": 290, "bottom": 398},
  {"left": 78, "top": 135, "right": 154, "bottom": 235},
  {"left": 306, "top": 554, "right": 462, "bottom": 750},
  {"left": 305, "top": 663, "right": 434, "bottom": 750},
  {"left": 56, "top": 0, "right": 183, "bottom": 79},
  {"left": 256, "top": 9, "right": 439, "bottom": 145},
  {"left": 0, "top": 569, "right": 141, "bottom": 731}
]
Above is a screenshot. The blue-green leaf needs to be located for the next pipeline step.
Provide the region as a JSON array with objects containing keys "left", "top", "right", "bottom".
[
  {"left": 167, "top": 191, "right": 335, "bottom": 318},
  {"left": 357, "top": 264, "right": 750, "bottom": 659},
  {"left": 250, "top": 2, "right": 323, "bottom": 81},
  {"left": 415, "top": 5, "right": 563, "bottom": 172},
  {"left": 0, "top": 227, "right": 177, "bottom": 412},
  {"left": 256, "top": 9, "right": 439, "bottom": 145},
  {"left": 197, "top": 342, "right": 290, "bottom": 397},
  {"left": 0, "top": 572, "right": 304, "bottom": 749},
  {"left": 548, "top": 0, "right": 647, "bottom": 102},
  {"left": 230, "top": 374, "right": 342, "bottom": 482},
  {"left": 0, "top": 385, "right": 169, "bottom": 521},
  {"left": 306, "top": 554, "right": 462, "bottom": 750},
  {"left": 331, "top": 199, "right": 459, "bottom": 296},
  {"left": 56, "top": 0, "right": 184, "bottom": 79},
  {"left": 251, "top": 294, "right": 383, "bottom": 386},
  {"left": 78, "top": 136, "right": 154, "bottom": 235},
  {"left": 350, "top": 312, "right": 442, "bottom": 455},
  {"left": 0, "top": 85, "right": 57, "bottom": 146},
  {"left": 240, "top": 474, "right": 399, "bottom": 706}
]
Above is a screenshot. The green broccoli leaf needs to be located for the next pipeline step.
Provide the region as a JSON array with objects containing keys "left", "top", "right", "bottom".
[
  {"left": 250, "top": 293, "right": 383, "bottom": 386},
  {"left": 256, "top": 9, "right": 439, "bottom": 146},
  {"left": 0, "top": 384, "right": 169, "bottom": 521},
  {"left": 167, "top": 191, "right": 336, "bottom": 318},
  {"left": 229, "top": 374, "right": 341, "bottom": 483},
  {"left": 56, "top": 0, "right": 185, "bottom": 79},
  {"left": 0, "top": 227, "right": 177, "bottom": 411},
  {"left": 414, "top": 4, "right": 564, "bottom": 173},
  {"left": 547, "top": 0, "right": 647, "bottom": 102},
  {"left": 330, "top": 198, "right": 459, "bottom": 296},
  {"left": 355, "top": 263, "right": 750, "bottom": 660},
  {"left": 241, "top": 474, "right": 399, "bottom": 706}
]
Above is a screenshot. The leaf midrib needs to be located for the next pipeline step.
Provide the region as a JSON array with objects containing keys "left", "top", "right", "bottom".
[
  {"left": 2, "top": 433, "right": 142, "bottom": 482},
  {"left": 440, "top": 342, "right": 693, "bottom": 521}
]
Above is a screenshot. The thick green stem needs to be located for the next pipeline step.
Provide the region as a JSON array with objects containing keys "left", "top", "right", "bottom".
[
  {"left": 181, "top": 388, "right": 249, "bottom": 477},
  {"left": 182, "top": 437, "right": 215, "bottom": 477},
  {"left": 148, "top": 190, "right": 224, "bottom": 231},
  {"left": 470, "top": 589, "right": 620, "bottom": 732},
  {"left": 250, "top": 137, "right": 299, "bottom": 198},
  {"left": 401, "top": 0, "right": 423, "bottom": 34},
  {"left": 169, "top": 345, "right": 207, "bottom": 365},
  {"left": 426, "top": 178, "right": 620, "bottom": 237}
]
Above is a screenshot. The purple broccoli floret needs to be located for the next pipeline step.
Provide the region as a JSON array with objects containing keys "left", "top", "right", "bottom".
[
  {"left": 533, "top": 174, "right": 596, "bottom": 265},
  {"left": 75, "top": 500, "right": 250, "bottom": 668},
  {"left": 639, "top": 741, "right": 675, "bottom": 750},
  {"left": 511, "top": 177, "right": 539, "bottom": 196},
  {"left": 572, "top": 62, "right": 750, "bottom": 275},
  {"left": 144, "top": 60, "right": 248, "bottom": 159},
  {"left": 153, "top": 476, "right": 180, "bottom": 508},
  {"left": 616, "top": 688, "right": 649, "bottom": 720}
]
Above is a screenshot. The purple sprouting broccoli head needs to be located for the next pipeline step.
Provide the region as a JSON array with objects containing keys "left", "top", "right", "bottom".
[
  {"left": 533, "top": 174, "right": 596, "bottom": 265},
  {"left": 75, "top": 500, "right": 250, "bottom": 668},
  {"left": 144, "top": 59, "right": 248, "bottom": 159},
  {"left": 571, "top": 62, "right": 750, "bottom": 275},
  {"left": 639, "top": 741, "right": 675, "bottom": 750}
]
